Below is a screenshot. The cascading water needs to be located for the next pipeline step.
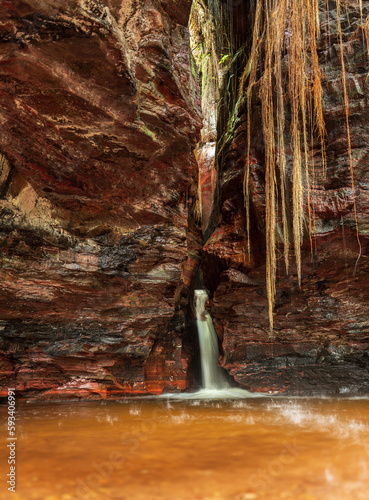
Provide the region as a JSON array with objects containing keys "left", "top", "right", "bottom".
[
  {"left": 194, "top": 289, "right": 229, "bottom": 389},
  {"left": 190, "top": 290, "right": 258, "bottom": 399},
  {"left": 161, "top": 290, "right": 259, "bottom": 399}
]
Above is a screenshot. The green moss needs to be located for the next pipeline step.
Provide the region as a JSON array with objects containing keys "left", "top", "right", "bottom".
[
  {"left": 219, "top": 54, "right": 230, "bottom": 65},
  {"left": 191, "top": 54, "right": 198, "bottom": 79},
  {"left": 140, "top": 124, "right": 157, "bottom": 141}
]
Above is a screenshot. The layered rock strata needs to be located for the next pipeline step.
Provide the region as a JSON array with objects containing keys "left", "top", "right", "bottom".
[
  {"left": 1, "top": 0, "right": 369, "bottom": 398},
  {"left": 0, "top": 0, "right": 201, "bottom": 398},
  {"left": 203, "top": 1, "right": 369, "bottom": 394}
]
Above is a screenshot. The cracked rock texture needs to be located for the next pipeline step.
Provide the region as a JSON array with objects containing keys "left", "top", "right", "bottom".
[
  {"left": 0, "top": 0, "right": 201, "bottom": 399},
  {"left": 2, "top": 0, "right": 369, "bottom": 399},
  {"left": 201, "top": 0, "right": 369, "bottom": 395}
]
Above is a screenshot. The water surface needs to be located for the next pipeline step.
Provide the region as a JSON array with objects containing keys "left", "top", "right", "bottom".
[{"left": 1, "top": 397, "right": 369, "bottom": 500}]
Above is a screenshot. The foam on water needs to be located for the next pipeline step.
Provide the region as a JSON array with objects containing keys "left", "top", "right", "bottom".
[
  {"left": 170, "top": 411, "right": 194, "bottom": 424},
  {"left": 264, "top": 400, "right": 369, "bottom": 440},
  {"left": 129, "top": 405, "right": 142, "bottom": 416},
  {"left": 194, "top": 289, "right": 230, "bottom": 390},
  {"left": 159, "top": 290, "right": 264, "bottom": 400},
  {"left": 160, "top": 387, "right": 262, "bottom": 401}
]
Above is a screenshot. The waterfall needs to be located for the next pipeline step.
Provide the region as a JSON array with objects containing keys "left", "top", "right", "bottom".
[
  {"left": 195, "top": 290, "right": 229, "bottom": 389},
  {"left": 160, "top": 290, "right": 259, "bottom": 399}
]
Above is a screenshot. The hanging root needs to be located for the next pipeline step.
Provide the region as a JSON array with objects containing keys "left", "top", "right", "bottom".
[
  {"left": 335, "top": 0, "right": 362, "bottom": 271},
  {"left": 242, "top": 0, "right": 367, "bottom": 333},
  {"left": 244, "top": 0, "right": 263, "bottom": 256}
]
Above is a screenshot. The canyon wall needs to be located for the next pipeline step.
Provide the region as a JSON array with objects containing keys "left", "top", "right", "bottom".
[
  {"left": 200, "top": 0, "right": 369, "bottom": 394},
  {"left": 0, "top": 0, "right": 201, "bottom": 399},
  {"left": 1, "top": 0, "right": 369, "bottom": 399}
]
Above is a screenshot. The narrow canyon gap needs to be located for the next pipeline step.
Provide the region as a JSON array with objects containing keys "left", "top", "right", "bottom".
[{"left": 0, "top": 0, "right": 369, "bottom": 399}]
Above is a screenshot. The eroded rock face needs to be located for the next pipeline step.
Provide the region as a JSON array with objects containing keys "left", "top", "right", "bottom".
[
  {"left": 0, "top": 199, "right": 192, "bottom": 398},
  {"left": 0, "top": 0, "right": 201, "bottom": 226},
  {"left": 203, "top": 1, "right": 369, "bottom": 395},
  {"left": 212, "top": 233, "right": 369, "bottom": 395},
  {"left": 2, "top": 0, "right": 369, "bottom": 399},
  {"left": 0, "top": 0, "right": 201, "bottom": 399}
]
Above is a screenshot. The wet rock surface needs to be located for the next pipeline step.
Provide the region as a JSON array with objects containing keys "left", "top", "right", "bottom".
[
  {"left": 203, "top": 1, "right": 369, "bottom": 395},
  {"left": 0, "top": 0, "right": 201, "bottom": 399},
  {"left": 1, "top": 0, "right": 369, "bottom": 399}
]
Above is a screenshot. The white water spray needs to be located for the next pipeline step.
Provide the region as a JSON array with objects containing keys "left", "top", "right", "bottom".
[
  {"left": 161, "top": 291, "right": 260, "bottom": 400},
  {"left": 195, "top": 289, "right": 229, "bottom": 389},
  {"left": 187, "top": 290, "right": 258, "bottom": 399}
]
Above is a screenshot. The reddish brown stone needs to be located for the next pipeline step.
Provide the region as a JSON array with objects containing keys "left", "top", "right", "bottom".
[
  {"left": 203, "top": 3, "right": 369, "bottom": 395},
  {"left": 0, "top": 0, "right": 201, "bottom": 400}
]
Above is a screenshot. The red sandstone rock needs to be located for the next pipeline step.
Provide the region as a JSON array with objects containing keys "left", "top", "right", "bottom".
[
  {"left": 144, "top": 310, "right": 192, "bottom": 395},
  {"left": 0, "top": 0, "right": 201, "bottom": 399},
  {"left": 203, "top": 2, "right": 369, "bottom": 395},
  {"left": 2, "top": 0, "right": 369, "bottom": 399},
  {"left": 0, "top": 0, "right": 201, "bottom": 226}
]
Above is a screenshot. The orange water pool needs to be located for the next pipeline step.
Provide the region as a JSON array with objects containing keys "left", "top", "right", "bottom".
[{"left": 1, "top": 397, "right": 369, "bottom": 500}]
